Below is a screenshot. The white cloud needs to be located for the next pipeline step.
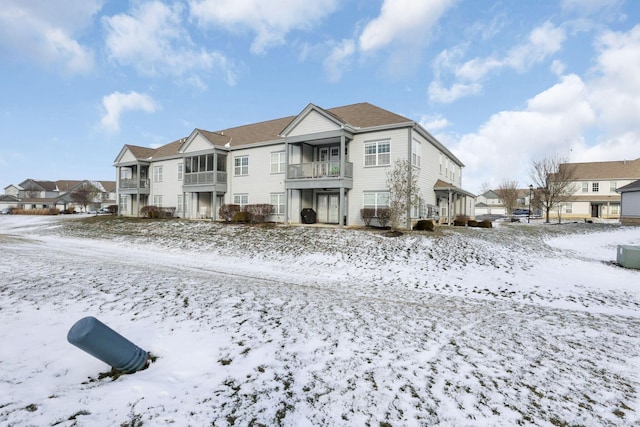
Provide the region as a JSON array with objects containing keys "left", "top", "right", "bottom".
[
  {"left": 449, "top": 74, "right": 595, "bottom": 191},
  {"left": 323, "top": 39, "right": 355, "bottom": 82},
  {"left": 420, "top": 114, "right": 450, "bottom": 131},
  {"left": 104, "top": 1, "right": 236, "bottom": 86},
  {"left": 0, "top": 0, "right": 100, "bottom": 74},
  {"left": 561, "top": 0, "right": 624, "bottom": 16},
  {"left": 431, "top": 22, "right": 566, "bottom": 104},
  {"left": 428, "top": 81, "right": 482, "bottom": 104},
  {"left": 359, "top": 0, "right": 455, "bottom": 52},
  {"left": 100, "top": 92, "right": 159, "bottom": 133},
  {"left": 189, "top": 0, "right": 340, "bottom": 54}
]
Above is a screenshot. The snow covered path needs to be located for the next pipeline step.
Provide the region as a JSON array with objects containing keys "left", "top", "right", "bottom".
[{"left": 1, "top": 215, "right": 639, "bottom": 426}]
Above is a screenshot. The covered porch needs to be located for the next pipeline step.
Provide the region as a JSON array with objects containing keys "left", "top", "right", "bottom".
[{"left": 434, "top": 180, "right": 476, "bottom": 225}]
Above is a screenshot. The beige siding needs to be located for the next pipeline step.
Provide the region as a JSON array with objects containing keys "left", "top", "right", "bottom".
[
  {"left": 119, "top": 149, "right": 138, "bottom": 163},
  {"left": 184, "top": 134, "right": 214, "bottom": 153},
  {"left": 288, "top": 111, "right": 341, "bottom": 137}
]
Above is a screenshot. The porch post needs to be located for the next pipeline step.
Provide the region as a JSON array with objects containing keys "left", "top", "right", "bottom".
[
  {"left": 284, "top": 138, "right": 290, "bottom": 225},
  {"left": 339, "top": 134, "right": 346, "bottom": 227},
  {"left": 211, "top": 191, "right": 216, "bottom": 221},
  {"left": 448, "top": 189, "right": 452, "bottom": 225}
]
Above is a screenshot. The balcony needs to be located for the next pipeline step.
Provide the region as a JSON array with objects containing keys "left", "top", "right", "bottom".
[
  {"left": 286, "top": 161, "right": 353, "bottom": 190},
  {"left": 119, "top": 178, "right": 149, "bottom": 190},
  {"left": 182, "top": 171, "right": 227, "bottom": 192}
]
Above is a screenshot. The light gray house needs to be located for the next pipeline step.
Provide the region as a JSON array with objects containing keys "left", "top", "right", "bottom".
[
  {"left": 114, "top": 102, "right": 475, "bottom": 227},
  {"left": 617, "top": 180, "right": 640, "bottom": 225}
]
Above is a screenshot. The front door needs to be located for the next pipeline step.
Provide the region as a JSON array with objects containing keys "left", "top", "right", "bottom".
[
  {"left": 591, "top": 204, "right": 599, "bottom": 218},
  {"left": 317, "top": 194, "right": 339, "bottom": 223}
]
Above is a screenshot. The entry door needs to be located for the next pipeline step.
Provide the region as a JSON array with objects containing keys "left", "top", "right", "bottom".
[
  {"left": 319, "top": 146, "right": 340, "bottom": 176},
  {"left": 591, "top": 204, "right": 599, "bottom": 218},
  {"left": 317, "top": 194, "right": 340, "bottom": 223}
]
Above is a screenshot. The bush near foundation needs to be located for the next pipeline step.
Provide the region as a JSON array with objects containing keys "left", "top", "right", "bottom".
[
  {"left": 232, "top": 211, "right": 252, "bottom": 223},
  {"left": 478, "top": 220, "right": 493, "bottom": 228},
  {"left": 376, "top": 208, "right": 391, "bottom": 227},
  {"left": 360, "top": 208, "right": 376, "bottom": 226},
  {"left": 454, "top": 215, "right": 469, "bottom": 226},
  {"left": 219, "top": 204, "right": 241, "bottom": 222},
  {"left": 413, "top": 219, "right": 435, "bottom": 231},
  {"left": 467, "top": 219, "right": 478, "bottom": 227},
  {"left": 244, "top": 204, "right": 273, "bottom": 223}
]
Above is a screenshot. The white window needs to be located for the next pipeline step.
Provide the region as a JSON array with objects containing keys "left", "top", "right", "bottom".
[
  {"left": 153, "top": 166, "right": 163, "bottom": 182},
  {"left": 271, "top": 152, "right": 286, "bottom": 174},
  {"left": 153, "top": 195, "right": 163, "bottom": 207},
  {"left": 119, "top": 195, "right": 128, "bottom": 213},
  {"left": 611, "top": 204, "right": 619, "bottom": 214},
  {"left": 582, "top": 182, "right": 588, "bottom": 193},
  {"left": 411, "top": 139, "right": 421, "bottom": 168},
  {"left": 177, "top": 195, "right": 183, "bottom": 212},
  {"left": 233, "top": 194, "right": 248, "bottom": 209},
  {"left": 364, "top": 141, "right": 390, "bottom": 166},
  {"left": 177, "top": 164, "right": 183, "bottom": 181},
  {"left": 234, "top": 156, "right": 249, "bottom": 176},
  {"left": 363, "top": 191, "right": 389, "bottom": 215},
  {"left": 270, "top": 193, "right": 285, "bottom": 215},
  {"left": 610, "top": 181, "right": 617, "bottom": 192},
  {"left": 592, "top": 182, "right": 599, "bottom": 192},
  {"left": 439, "top": 153, "right": 443, "bottom": 174},
  {"left": 564, "top": 203, "right": 572, "bottom": 213}
]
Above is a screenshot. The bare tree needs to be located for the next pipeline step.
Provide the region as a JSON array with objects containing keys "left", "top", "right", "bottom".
[
  {"left": 23, "top": 184, "right": 41, "bottom": 199},
  {"left": 480, "top": 181, "right": 492, "bottom": 194},
  {"left": 530, "top": 155, "right": 576, "bottom": 223},
  {"left": 386, "top": 159, "right": 420, "bottom": 229},
  {"left": 71, "top": 184, "right": 99, "bottom": 213},
  {"left": 496, "top": 180, "right": 519, "bottom": 217}
]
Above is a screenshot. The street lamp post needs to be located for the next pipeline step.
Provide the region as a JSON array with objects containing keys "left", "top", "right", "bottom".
[{"left": 528, "top": 184, "right": 533, "bottom": 223}]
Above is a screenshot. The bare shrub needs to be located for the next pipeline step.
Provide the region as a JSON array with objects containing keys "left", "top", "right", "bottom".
[
  {"left": 377, "top": 208, "right": 391, "bottom": 228},
  {"left": 360, "top": 208, "right": 375, "bottom": 226},
  {"left": 219, "top": 204, "right": 241, "bottom": 222},
  {"left": 244, "top": 204, "right": 273, "bottom": 223}
]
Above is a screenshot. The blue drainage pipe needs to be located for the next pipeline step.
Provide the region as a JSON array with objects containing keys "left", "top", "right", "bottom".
[{"left": 67, "top": 316, "right": 148, "bottom": 373}]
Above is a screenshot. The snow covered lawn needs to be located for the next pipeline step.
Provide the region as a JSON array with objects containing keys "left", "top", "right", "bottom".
[{"left": 1, "top": 215, "right": 639, "bottom": 426}]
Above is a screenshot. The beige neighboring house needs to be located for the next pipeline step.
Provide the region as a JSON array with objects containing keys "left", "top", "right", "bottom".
[
  {"left": 554, "top": 158, "right": 640, "bottom": 220},
  {"left": 6, "top": 179, "right": 117, "bottom": 212},
  {"left": 114, "top": 102, "right": 475, "bottom": 227},
  {"left": 617, "top": 180, "right": 640, "bottom": 225}
]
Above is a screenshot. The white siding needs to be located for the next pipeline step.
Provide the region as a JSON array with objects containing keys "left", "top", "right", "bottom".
[
  {"left": 150, "top": 158, "right": 183, "bottom": 209},
  {"left": 288, "top": 111, "right": 341, "bottom": 137},
  {"left": 348, "top": 128, "right": 409, "bottom": 225},
  {"left": 622, "top": 192, "right": 640, "bottom": 217},
  {"left": 226, "top": 143, "right": 286, "bottom": 206}
]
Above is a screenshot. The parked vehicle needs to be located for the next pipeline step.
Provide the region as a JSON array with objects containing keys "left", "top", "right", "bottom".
[
  {"left": 98, "top": 207, "right": 110, "bottom": 214},
  {"left": 512, "top": 209, "right": 530, "bottom": 216},
  {"left": 1, "top": 207, "right": 12, "bottom": 215}
]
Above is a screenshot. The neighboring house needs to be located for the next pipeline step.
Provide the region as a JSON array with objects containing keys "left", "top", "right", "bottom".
[
  {"left": 114, "top": 102, "right": 475, "bottom": 227},
  {"left": 0, "top": 194, "right": 20, "bottom": 211},
  {"left": 3, "top": 179, "right": 116, "bottom": 212},
  {"left": 617, "top": 179, "right": 640, "bottom": 225},
  {"left": 475, "top": 190, "right": 506, "bottom": 216},
  {"left": 554, "top": 158, "right": 640, "bottom": 220}
]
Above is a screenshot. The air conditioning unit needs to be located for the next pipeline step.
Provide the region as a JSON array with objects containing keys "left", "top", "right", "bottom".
[{"left": 617, "top": 245, "right": 640, "bottom": 270}]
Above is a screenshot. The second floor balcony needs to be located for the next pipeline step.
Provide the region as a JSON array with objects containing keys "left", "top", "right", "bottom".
[
  {"left": 119, "top": 178, "right": 149, "bottom": 189},
  {"left": 288, "top": 161, "right": 353, "bottom": 179},
  {"left": 286, "top": 160, "right": 353, "bottom": 190}
]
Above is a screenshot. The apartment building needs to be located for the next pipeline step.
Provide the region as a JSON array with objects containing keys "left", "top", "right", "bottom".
[{"left": 113, "top": 102, "right": 475, "bottom": 227}]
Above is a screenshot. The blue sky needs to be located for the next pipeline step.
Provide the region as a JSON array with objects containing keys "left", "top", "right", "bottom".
[{"left": 1, "top": 0, "right": 639, "bottom": 194}]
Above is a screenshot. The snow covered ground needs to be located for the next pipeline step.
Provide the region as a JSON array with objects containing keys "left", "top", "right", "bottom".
[{"left": 1, "top": 215, "right": 639, "bottom": 426}]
